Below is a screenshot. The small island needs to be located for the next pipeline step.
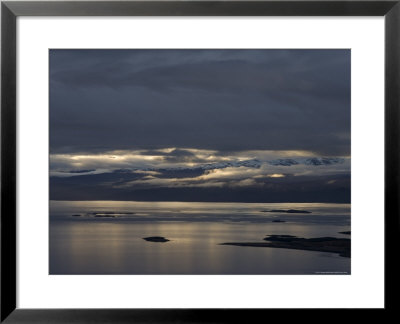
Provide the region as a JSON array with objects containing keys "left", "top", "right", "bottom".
[
  {"left": 221, "top": 235, "right": 350, "bottom": 257},
  {"left": 272, "top": 219, "right": 286, "bottom": 223},
  {"left": 143, "top": 236, "right": 170, "bottom": 243},
  {"left": 339, "top": 231, "right": 351, "bottom": 235},
  {"left": 94, "top": 215, "right": 116, "bottom": 218},
  {"left": 88, "top": 212, "right": 135, "bottom": 216},
  {"left": 261, "top": 209, "right": 312, "bottom": 214},
  {"left": 93, "top": 212, "right": 135, "bottom": 215}
]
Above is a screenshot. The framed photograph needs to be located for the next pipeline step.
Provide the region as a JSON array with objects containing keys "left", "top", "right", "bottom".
[{"left": 1, "top": 0, "right": 398, "bottom": 321}]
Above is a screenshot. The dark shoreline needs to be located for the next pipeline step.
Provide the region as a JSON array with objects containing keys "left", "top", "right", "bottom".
[{"left": 221, "top": 235, "right": 351, "bottom": 258}]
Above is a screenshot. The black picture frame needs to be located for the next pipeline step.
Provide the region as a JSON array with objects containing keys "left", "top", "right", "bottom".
[{"left": 1, "top": 0, "right": 399, "bottom": 322}]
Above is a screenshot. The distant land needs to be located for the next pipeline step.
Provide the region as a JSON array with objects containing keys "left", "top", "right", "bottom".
[{"left": 49, "top": 186, "right": 350, "bottom": 203}]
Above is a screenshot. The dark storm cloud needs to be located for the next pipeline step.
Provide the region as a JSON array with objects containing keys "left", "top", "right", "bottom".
[
  {"left": 51, "top": 54, "right": 349, "bottom": 101},
  {"left": 50, "top": 49, "right": 350, "bottom": 155}
]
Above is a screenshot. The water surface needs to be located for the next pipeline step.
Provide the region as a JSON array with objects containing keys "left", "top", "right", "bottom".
[{"left": 50, "top": 201, "right": 350, "bottom": 274}]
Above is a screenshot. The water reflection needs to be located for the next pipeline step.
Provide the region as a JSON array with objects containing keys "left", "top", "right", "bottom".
[{"left": 50, "top": 203, "right": 351, "bottom": 274}]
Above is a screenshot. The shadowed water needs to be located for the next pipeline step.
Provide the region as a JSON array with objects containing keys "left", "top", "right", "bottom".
[{"left": 50, "top": 201, "right": 350, "bottom": 274}]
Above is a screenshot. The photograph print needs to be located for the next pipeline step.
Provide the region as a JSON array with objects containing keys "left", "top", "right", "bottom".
[{"left": 49, "top": 49, "right": 351, "bottom": 274}]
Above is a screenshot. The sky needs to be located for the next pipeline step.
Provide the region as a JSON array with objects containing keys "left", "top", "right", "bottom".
[{"left": 49, "top": 49, "right": 350, "bottom": 203}]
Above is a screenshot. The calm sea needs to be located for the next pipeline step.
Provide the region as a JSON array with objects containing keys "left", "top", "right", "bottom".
[{"left": 50, "top": 200, "right": 351, "bottom": 275}]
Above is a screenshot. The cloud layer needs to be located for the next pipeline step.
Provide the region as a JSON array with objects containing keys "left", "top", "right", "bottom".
[
  {"left": 50, "top": 49, "right": 350, "bottom": 155},
  {"left": 50, "top": 148, "right": 350, "bottom": 203}
]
